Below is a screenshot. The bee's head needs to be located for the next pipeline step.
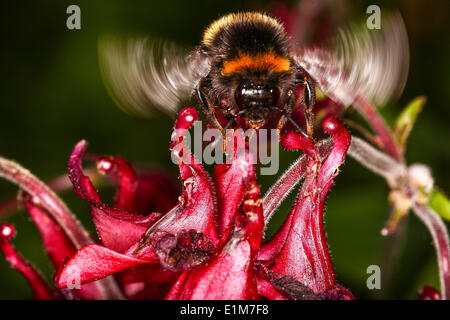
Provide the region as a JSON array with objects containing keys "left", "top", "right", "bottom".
[
  {"left": 217, "top": 51, "right": 295, "bottom": 104},
  {"left": 230, "top": 79, "right": 279, "bottom": 127},
  {"left": 207, "top": 57, "right": 295, "bottom": 127},
  {"left": 234, "top": 79, "right": 279, "bottom": 110}
]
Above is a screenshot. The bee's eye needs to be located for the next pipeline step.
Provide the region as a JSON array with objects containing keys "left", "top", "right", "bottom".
[{"left": 270, "top": 87, "right": 280, "bottom": 105}]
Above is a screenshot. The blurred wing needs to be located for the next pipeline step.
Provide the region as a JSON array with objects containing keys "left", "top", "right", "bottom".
[
  {"left": 295, "top": 13, "right": 409, "bottom": 107},
  {"left": 99, "top": 36, "right": 211, "bottom": 117}
]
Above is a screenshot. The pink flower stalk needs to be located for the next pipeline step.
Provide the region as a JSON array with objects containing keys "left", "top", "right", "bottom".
[{"left": 0, "top": 106, "right": 353, "bottom": 300}]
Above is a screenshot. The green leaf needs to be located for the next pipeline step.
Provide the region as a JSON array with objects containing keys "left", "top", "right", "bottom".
[
  {"left": 393, "top": 96, "right": 426, "bottom": 147},
  {"left": 428, "top": 188, "right": 450, "bottom": 221}
]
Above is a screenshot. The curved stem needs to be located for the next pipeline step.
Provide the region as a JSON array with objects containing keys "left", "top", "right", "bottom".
[
  {"left": 263, "top": 138, "right": 333, "bottom": 224},
  {"left": 0, "top": 167, "right": 104, "bottom": 219},
  {"left": 0, "top": 157, "right": 125, "bottom": 299},
  {"left": 346, "top": 136, "right": 450, "bottom": 299},
  {"left": 0, "top": 157, "right": 91, "bottom": 248},
  {"left": 411, "top": 202, "right": 450, "bottom": 300},
  {"left": 353, "top": 95, "right": 402, "bottom": 161},
  {"left": 347, "top": 136, "right": 406, "bottom": 187}
]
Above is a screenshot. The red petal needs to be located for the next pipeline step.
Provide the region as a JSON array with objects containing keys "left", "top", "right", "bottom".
[
  {"left": 96, "top": 156, "right": 139, "bottom": 211},
  {"left": 165, "top": 157, "right": 264, "bottom": 300},
  {"left": 55, "top": 244, "right": 156, "bottom": 288},
  {"left": 96, "top": 156, "right": 178, "bottom": 214},
  {"left": 261, "top": 118, "right": 351, "bottom": 294},
  {"left": 213, "top": 161, "right": 244, "bottom": 236},
  {"left": 319, "top": 117, "right": 352, "bottom": 182},
  {"left": 23, "top": 194, "right": 77, "bottom": 270},
  {"left": 129, "top": 108, "right": 218, "bottom": 258},
  {"left": 259, "top": 133, "right": 319, "bottom": 263},
  {"left": 0, "top": 223, "right": 57, "bottom": 300},
  {"left": 213, "top": 135, "right": 254, "bottom": 236},
  {"left": 258, "top": 213, "right": 293, "bottom": 262},
  {"left": 134, "top": 170, "right": 178, "bottom": 215},
  {"left": 22, "top": 194, "right": 110, "bottom": 299},
  {"left": 133, "top": 160, "right": 217, "bottom": 250},
  {"left": 281, "top": 132, "right": 317, "bottom": 157},
  {"left": 69, "top": 141, "right": 161, "bottom": 253}
]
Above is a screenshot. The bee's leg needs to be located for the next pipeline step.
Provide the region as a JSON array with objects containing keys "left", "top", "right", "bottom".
[
  {"left": 193, "top": 87, "right": 223, "bottom": 131},
  {"left": 276, "top": 90, "right": 295, "bottom": 134},
  {"left": 276, "top": 114, "right": 285, "bottom": 140},
  {"left": 273, "top": 96, "right": 308, "bottom": 140},
  {"left": 285, "top": 89, "right": 297, "bottom": 114},
  {"left": 302, "top": 77, "right": 316, "bottom": 138},
  {"left": 194, "top": 87, "right": 231, "bottom": 153}
]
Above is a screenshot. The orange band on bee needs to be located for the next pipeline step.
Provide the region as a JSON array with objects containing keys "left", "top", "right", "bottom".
[{"left": 222, "top": 52, "right": 291, "bottom": 75}]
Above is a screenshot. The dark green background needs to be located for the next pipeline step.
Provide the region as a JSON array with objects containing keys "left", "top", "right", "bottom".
[{"left": 0, "top": 0, "right": 449, "bottom": 299}]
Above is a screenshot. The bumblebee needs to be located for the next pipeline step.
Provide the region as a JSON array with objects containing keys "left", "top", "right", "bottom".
[
  {"left": 196, "top": 12, "right": 307, "bottom": 132},
  {"left": 99, "top": 11, "right": 409, "bottom": 136}
]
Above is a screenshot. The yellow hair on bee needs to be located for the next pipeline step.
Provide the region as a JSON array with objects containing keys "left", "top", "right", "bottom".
[
  {"left": 222, "top": 52, "right": 291, "bottom": 75},
  {"left": 202, "top": 12, "right": 285, "bottom": 47}
]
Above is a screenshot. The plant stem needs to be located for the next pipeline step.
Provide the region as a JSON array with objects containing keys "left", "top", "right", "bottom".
[
  {"left": 263, "top": 138, "right": 333, "bottom": 223},
  {"left": 0, "top": 157, "right": 91, "bottom": 248},
  {"left": 0, "top": 167, "right": 104, "bottom": 219},
  {"left": 347, "top": 136, "right": 450, "bottom": 299},
  {"left": 347, "top": 136, "right": 406, "bottom": 187},
  {"left": 411, "top": 202, "right": 450, "bottom": 300},
  {"left": 353, "top": 95, "right": 402, "bottom": 161},
  {"left": 0, "top": 157, "right": 125, "bottom": 299}
]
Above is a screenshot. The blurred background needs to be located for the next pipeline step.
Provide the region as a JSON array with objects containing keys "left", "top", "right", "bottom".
[{"left": 0, "top": 0, "right": 449, "bottom": 299}]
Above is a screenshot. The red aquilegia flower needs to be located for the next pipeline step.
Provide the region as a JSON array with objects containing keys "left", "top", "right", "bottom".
[{"left": 0, "top": 107, "right": 353, "bottom": 300}]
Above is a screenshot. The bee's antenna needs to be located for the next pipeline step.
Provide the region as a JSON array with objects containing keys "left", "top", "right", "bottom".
[
  {"left": 272, "top": 106, "right": 309, "bottom": 138},
  {"left": 209, "top": 109, "right": 246, "bottom": 150}
]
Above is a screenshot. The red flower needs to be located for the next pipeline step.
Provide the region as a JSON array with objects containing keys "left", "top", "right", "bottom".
[
  {"left": 257, "top": 118, "right": 352, "bottom": 299},
  {"left": 0, "top": 106, "right": 353, "bottom": 300},
  {"left": 418, "top": 286, "right": 441, "bottom": 300}
]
